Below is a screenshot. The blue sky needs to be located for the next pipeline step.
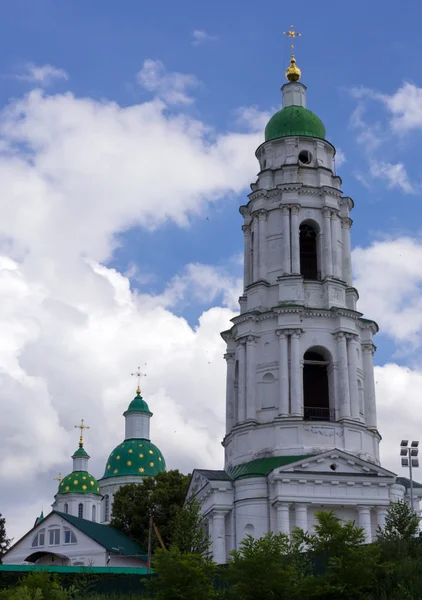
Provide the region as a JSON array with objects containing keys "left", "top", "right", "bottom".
[
  {"left": 3, "top": 0, "right": 422, "bottom": 538},
  {"left": 1, "top": 0, "right": 418, "bottom": 352}
]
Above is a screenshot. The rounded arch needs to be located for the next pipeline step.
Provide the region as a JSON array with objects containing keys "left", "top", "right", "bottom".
[
  {"left": 244, "top": 523, "right": 255, "bottom": 537},
  {"left": 303, "top": 346, "right": 332, "bottom": 421},
  {"left": 299, "top": 220, "right": 320, "bottom": 281}
]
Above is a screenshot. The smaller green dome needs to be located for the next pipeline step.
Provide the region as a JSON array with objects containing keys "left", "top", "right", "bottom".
[
  {"left": 126, "top": 392, "right": 151, "bottom": 414},
  {"left": 72, "top": 446, "right": 89, "bottom": 458},
  {"left": 101, "top": 439, "right": 165, "bottom": 479},
  {"left": 265, "top": 105, "right": 326, "bottom": 142},
  {"left": 58, "top": 471, "right": 101, "bottom": 495}
]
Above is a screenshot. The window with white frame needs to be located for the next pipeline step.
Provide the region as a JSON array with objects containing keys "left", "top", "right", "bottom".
[
  {"left": 31, "top": 529, "right": 45, "bottom": 548},
  {"left": 64, "top": 528, "right": 77, "bottom": 544},
  {"left": 78, "top": 503, "right": 84, "bottom": 519},
  {"left": 49, "top": 528, "right": 60, "bottom": 546}
]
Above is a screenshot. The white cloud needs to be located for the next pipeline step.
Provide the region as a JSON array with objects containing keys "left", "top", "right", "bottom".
[
  {"left": 17, "top": 63, "right": 69, "bottom": 86},
  {"left": 137, "top": 59, "right": 200, "bottom": 105},
  {"left": 353, "top": 237, "right": 422, "bottom": 348},
  {"left": 335, "top": 148, "right": 346, "bottom": 167},
  {"left": 192, "top": 30, "right": 218, "bottom": 46},
  {"left": 234, "top": 105, "right": 273, "bottom": 133},
  {"left": 369, "top": 160, "right": 413, "bottom": 193}
]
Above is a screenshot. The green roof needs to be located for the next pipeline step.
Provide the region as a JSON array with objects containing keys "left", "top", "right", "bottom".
[
  {"left": 72, "top": 446, "right": 89, "bottom": 458},
  {"left": 126, "top": 392, "right": 151, "bottom": 414},
  {"left": 227, "top": 455, "right": 310, "bottom": 480},
  {"left": 58, "top": 471, "right": 101, "bottom": 495},
  {"left": 55, "top": 511, "right": 147, "bottom": 558},
  {"left": 101, "top": 438, "right": 166, "bottom": 480},
  {"left": 396, "top": 476, "right": 422, "bottom": 489},
  {"left": 265, "top": 106, "right": 326, "bottom": 142}
]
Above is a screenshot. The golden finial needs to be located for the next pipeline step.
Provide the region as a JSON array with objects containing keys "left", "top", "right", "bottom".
[
  {"left": 53, "top": 472, "right": 62, "bottom": 483},
  {"left": 74, "top": 419, "right": 90, "bottom": 447},
  {"left": 131, "top": 366, "right": 146, "bottom": 395},
  {"left": 283, "top": 25, "right": 302, "bottom": 82}
]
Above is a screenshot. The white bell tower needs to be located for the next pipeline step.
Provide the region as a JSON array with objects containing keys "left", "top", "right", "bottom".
[{"left": 188, "top": 44, "right": 418, "bottom": 563}]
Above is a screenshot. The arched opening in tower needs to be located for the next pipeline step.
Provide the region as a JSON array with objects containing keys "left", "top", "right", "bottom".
[
  {"left": 303, "top": 350, "right": 332, "bottom": 421},
  {"left": 299, "top": 223, "right": 318, "bottom": 280}
]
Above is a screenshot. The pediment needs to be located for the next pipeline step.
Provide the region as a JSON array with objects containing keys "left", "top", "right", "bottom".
[{"left": 275, "top": 450, "right": 395, "bottom": 479}]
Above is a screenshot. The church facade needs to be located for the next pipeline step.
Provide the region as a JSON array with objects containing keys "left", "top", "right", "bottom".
[{"left": 187, "top": 54, "right": 422, "bottom": 564}]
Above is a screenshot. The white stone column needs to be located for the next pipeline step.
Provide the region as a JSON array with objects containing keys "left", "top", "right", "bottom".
[
  {"left": 347, "top": 335, "right": 360, "bottom": 420},
  {"left": 290, "top": 205, "right": 300, "bottom": 274},
  {"left": 252, "top": 217, "right": 259, "bottom": 283},
  {"left": 276, "top": 502, "right": 290, "bottom": 534},
  {"left": 331, "top": 210, "right": 340, "bottom": 278},
  {"left": 358, "top": 506, "right": 372, "bottom": 543},
  {"left": 246, "top": 336, "right": 257, "bottom": 421},
  {"left": 242, "top": 225, "right": 251, "bottom": 288},
  {"left": 337, "top": 333, "right": 351, "bottom": 419},
  {"left": 290, "top": 330, "right": 302, "bottom": 417},
  {"left": 282, "top": 206, "right": 291, "bottom": 275},
  {"left": 295, "top": 504, "right": 308, "bottom": 531},
  {"left": 341, "top": 217, "right": 352, "bottom": 286},
  {"left": 322, "top": 208, "right": 333, "bottom": 277},
  {"left": 237, "top": 340, "right": 246, "bottom": 423},
  {"left": 212, "top": 511, "right": 227, "bottom": 565},
  {"left": 376, "top": 507, "right": 388, "bottom": 531},
  {"left": 276, "top": 330, "right": 289, "bottom": 416},
  {"left": 362, "top": 344, "right": 377, "bottom": 429},
  {"left": 224, "top": 352, "right": 236, "bottom": 434},
  {"left": 258, "top": 210, "right": 268, "bottom": 281}
]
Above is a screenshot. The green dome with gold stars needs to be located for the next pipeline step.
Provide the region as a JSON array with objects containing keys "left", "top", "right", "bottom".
[
  {"left": 58, "top": 471, "right": 101, "bottom": 495},
  {"left": 102, "top": 439, "right": 166, "bottom": 479}
]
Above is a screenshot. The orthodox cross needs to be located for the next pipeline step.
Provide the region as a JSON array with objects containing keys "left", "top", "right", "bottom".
[
  {"left": 283, "top": 25, "right": 302, "bottom": 51},
  {"left": 74, "top": 419, "right": 90, "bottom": 446},
  {"left": 131, "top": 366, "right": 146, "bottom": 394},
  {"left": 53, "top": 472, "right": 62, "bottom": 483}
]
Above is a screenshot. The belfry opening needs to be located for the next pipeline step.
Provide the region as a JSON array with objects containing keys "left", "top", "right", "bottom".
[
  {"left": 303, "top": 349, "right": 331, "bottom": 421},
  {"left": 299, "top": 222, "right": 318, "bottom": 280}
]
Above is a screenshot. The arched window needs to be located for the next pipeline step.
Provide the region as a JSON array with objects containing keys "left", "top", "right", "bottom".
[
  {"left": 31, "top": 529, "right": 45, "bottom": 548},
  {"left": 64, "top": 503, "right": 68, "bottom": 514},
  {"left": 64, "top": 528, "right": 77, "bottom": 544},
  {"left": 303, "top": 349, "right": 332, "bottom": 421},
  {"left": 103, "top": 495, "right": 110, "bottom": 522},
  {"left": 300, "top": 223, "right": 319, "bottom": 280},
  {"left": 78, "top": 503, "right": 84, "bottom": 519},
  {"left": 244, "top": 524, "right": 255, "bottom": 537},
  {"left": 92, "top": 505, "right": 96, "bottom": 522}
]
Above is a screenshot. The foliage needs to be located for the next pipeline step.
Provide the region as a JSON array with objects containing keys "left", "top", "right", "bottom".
[
  {"left": 0, "top": 573, "right": 74, "bottom": 600},
  {"left": 110, "top": 469, "right": 190, "bottom": 550},
  {"left": 377, "top": 500, "right": 421, "bottom": 557},
  {"left": 224, "top": 531, "right": 304, "bottom": 600},
  {"left": 169, "top": 498, "right": 210, "bottom": 555},
  {"left": 0, "top": 513, "right": 11, "bottom": 562},
  {"left": 294, "top": 510, "right": 382, "bottom": 600},
  {"left": 148, "top": 546, "right": 217, "bottom": 600}
]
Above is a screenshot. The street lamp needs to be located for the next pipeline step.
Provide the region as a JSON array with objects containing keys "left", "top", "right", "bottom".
[{"left": 400, "top": 440, "right": 419, "bottom": 511}]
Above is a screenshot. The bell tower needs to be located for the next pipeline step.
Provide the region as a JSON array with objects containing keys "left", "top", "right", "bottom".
[{"left": 222, "top": 45, "right": 380, "bottom": 470}]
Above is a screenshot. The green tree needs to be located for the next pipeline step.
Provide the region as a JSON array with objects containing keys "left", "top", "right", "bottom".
[
  {"left": 295, "top": 510, "right": 382, "bottom": 600},
  {"left": 148, "top": 546, "right": 217, "bottom": 600},
  {"left": 377, "top": 500, "right": 420, "bottom": 544},
  {"left": 224, "top": 531, "right": 302, "bottom": 600},
  {"left": 110, "top": 469, "right": 190, "bottom": 549},
  {"left": 169, "top": 499, "right": 210, "bottom": 555},
  {"left": 0, "top": 573, "right": 73, "bottom": 600},
  {"left": 0, "top": 513, "right": 11, "bottom": 562}
]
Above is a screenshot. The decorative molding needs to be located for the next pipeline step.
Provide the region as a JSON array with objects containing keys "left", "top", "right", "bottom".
[
  {"left": 241, "top": 224, "right": 251, "bottom": 234},
  {"left": 223, "top": 352, "right": 236, "bottom": 362},
  {"left": 341, "top": 217, "right": 353, "bottom": 229}
]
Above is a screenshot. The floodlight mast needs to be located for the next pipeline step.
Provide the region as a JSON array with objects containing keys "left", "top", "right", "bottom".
[{"left": 400, "top": 441, "right": 419, "bottom": 511}]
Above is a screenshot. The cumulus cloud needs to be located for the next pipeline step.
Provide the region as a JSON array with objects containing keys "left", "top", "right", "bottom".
[
  {"left": 191, "top": 30, "right": 218, "bottom": 46},
  {"left": 16, "top": 63, "right": 69, "bottom": 86},
  {"left": 137, "top": 59, "right": 200, "bottom": 104},
  {"left": 0, "top": 80, "right": 266, "bottom": 540}
]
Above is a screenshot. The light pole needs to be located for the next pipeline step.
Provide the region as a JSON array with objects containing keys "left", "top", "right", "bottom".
[{"left": 400, "top": 440, "right": 419, "bottom": 511}]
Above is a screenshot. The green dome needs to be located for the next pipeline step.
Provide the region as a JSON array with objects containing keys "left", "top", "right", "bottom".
[
  {"left": 72, "top": 446, "right": 89, "bottom": 458},
  {"left": 126, "top": 392, "right": 151, "bottom": 414},
  {"left": 265, "top": 106, "right": 326, "bottom": 142},
  {"left": 101, "top": 439, "right": 166, "bottom": 480},
  {"left": 58, "top": 471, "right": 101, "bottom": 495}
]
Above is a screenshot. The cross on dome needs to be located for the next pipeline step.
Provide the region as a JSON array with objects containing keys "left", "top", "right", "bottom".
[
  {"left": 53, "top": 472, "right": 62, "bottom": 483},
  {"left": 74, "top": 419, "right": 90, "bottom": 447},
  {"left": 283, "top": 25, "right": 302, "bottom": 82},
  {"left": 131, "top": 366, "right": 146, "bottom": 395}
]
